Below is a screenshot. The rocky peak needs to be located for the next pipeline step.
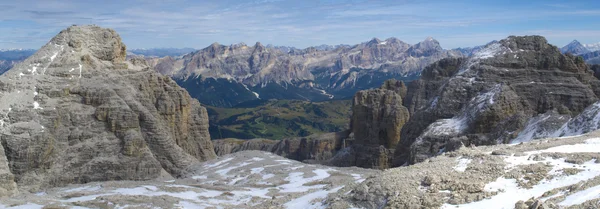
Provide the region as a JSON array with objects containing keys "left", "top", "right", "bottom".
[
  {"left": 0, "top": 25, "right": 216, "bottom": 194},
  {"left": 230, "top": 42, "right": 247, "bottom": 49},
  {"left": 50, "top": 25, "right": 127, "bottom": 63},
  {"left": 254, "top": 42, "right": 266, "bottom": 52},
  {"left": 380, "top": 79, "right": 407, "bottom": 99},
  {"left": 561, "top": 39, "right": 591, "bottom": 55},
  {"left": 395, "top": 35, "right": 600, "bottom": 165},
  {"left": 407, "top": 37, "right": 443, "bottom": 57},
  {"left": 366, "top": 38, "right": 382, "bottom": 46},
  {"left": 501, "top": 35, "right": 551, "bottom": 52},
  {"left": 383, "top": 37, "right": 407, "bottom": 46}
]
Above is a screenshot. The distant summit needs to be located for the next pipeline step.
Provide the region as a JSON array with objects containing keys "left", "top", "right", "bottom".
[
  {"left": 127, "top": 47, "right": 196, "bottom": 57},
  {"left": 561, "top": 40, "right": 591, "bottom": 55},
  {"left": 148, "top": 36, "right": 462, "bottom": 107},
  {"left": 0, "top": 49, "right": 36, "bottom": 74}
]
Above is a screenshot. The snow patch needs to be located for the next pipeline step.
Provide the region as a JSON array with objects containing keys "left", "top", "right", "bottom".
[
  {"left": 554, "top": 102, "right": 600, "bottom": 137},
  {"left": 78, "top": 63, "right": 82, "bottom": 78},
  {"left": 454, "top": 158, "right": 472, "bottom": 172},
  {"left": 33, "top": 102, "right": 42, "bottom": 109},
  {"left": 278, "top": 169, "right": 333, "bottom": 193},
  {"left": 204, "top": 158, "right": 234, "bottom": 168},
  {"left": 559, "top": 184, "right": 600, "bottom": 206},
  {"left": 284, "top": 186, "right": 344, "bottom": 209}
]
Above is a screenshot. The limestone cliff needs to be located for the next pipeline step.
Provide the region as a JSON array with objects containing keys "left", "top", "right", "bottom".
[
  {"left": 330, "top": 80, "right": 409, "bottom": 169},
  {"left": 0, "top": 25, "right": 216, "bottom": 194},
  {"left": 395, "top": 35, "right": 600, "bottom": 165},
  {"left": 212, "top": 131, "right": 349, "bottom": 163}
]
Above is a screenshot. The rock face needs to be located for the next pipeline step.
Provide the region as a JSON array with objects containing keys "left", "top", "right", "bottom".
[
  {"left": 212, "top": 131, "right": 349, "bottom": 163},
  {"left": 0, "top": 25, "right": 216, "bottom": 194},
  {"left": 337, "top": 80, "right": 409, "bottom": 169},
  {"left": 147, "top": 37, "right": 462, "bottom": 107},
  {"left": 395, "top": 35, "right": 600, "bottom": 165}
]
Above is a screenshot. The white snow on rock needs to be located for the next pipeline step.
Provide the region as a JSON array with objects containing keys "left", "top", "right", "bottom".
[
  {"left": 278, "top": 169, "right": 333, "bottom": 193},
  {"left": 554, "top": 102, "right": 600, "bottom": 137},
  {"left": 203, "top": 157, "right": 234, "bottom": 168},
  {"left": 419, "top": 85, "right": 500, "bottom": 138},
  {"left": 537, "top": 138, "right": 600, "bottom": 153},
  {"left": 33, "top": 101, "right": 42, "bottom": 109},
  {"left": 284, "top": 186, "right": 344, "bottom": 209},
  {"left": 444, "top": 138, "right": 600, "bottom": 209},
  {"left": 317, "top": 89, "right": 334, "bottom": 99},
  {"left": 458, "top": 42, "right": 509, "bottom": 75},
  {"left": 559, "top": 184, "right": 600, "bottom": 206},
  {"left": 510, "top": 114, "right": 569, "bottom": 144},
  {"left": 453, "top": 158, "right": 471, "bottom": 172},
  {"left": 78, "top": 63, "right": 83, "bottom": 78}
]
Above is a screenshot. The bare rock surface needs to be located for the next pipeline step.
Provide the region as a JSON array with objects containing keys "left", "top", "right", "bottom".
[
  {"left": 0, "top": 150, "right": 377, "bottom": 209},
  {"left": 3, "top": 131, "right": 600, "bottom": 208},
  {"left": 0, "top": 25, "right": 216, "bottom": 195},
  {"left": 212, "top": 131, "right": 350, "bottom": 164},
  {"left": 327, "top": 130, "right": 600, "bottom": 209},
  {"left": 396, "top": 35, "right": 600, "bottom": 165}
]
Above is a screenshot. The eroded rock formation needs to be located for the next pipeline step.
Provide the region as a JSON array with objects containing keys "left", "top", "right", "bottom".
[
  {"left": 0, "top": 25, "right": 216, "bottom": 195},
  {"left": 395, "top": 35, "right": 600, "bottom": 165}
]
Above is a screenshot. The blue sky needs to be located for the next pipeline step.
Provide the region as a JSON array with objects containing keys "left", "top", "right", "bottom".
[{"left": 1, "top": 0, "right": 600, "bottom": 49}]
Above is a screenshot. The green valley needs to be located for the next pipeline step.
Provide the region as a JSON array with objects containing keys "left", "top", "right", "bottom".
[{"left": 206, "top": 99, "right": 352, "bottom": 140}]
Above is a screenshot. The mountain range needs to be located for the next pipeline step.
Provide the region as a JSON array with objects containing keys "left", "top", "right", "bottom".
[
  {"left": 0, "top": 49, "right": 36, "bottom": 74},
  {"left": 3, "top": 25, "right": 600, "bottom": 209},
  {"left": 127, "top": 47, "right": 196, "bottom": 57},
  {"left": 145, "top": 37, "right": 462, "bottom": 107}
]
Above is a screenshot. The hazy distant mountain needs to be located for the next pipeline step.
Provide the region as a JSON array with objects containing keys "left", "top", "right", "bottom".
[
  {"left": 584, "top": 42, "right": 600, "bottom": 52},
  {"left": 0, "top": 49, "right": 36, "bottom": 74},
  {"left": 128, "top": 47, "right": 196, "bottom": 57},
  {"left": 581, "top": 50, "right": 600, "bottom": 64},
  {"left": 148, "top": 37, "right": 463, "bottom": 107},
  {"left": 561, "top": 40, "right": 591, "bottom": 55}
]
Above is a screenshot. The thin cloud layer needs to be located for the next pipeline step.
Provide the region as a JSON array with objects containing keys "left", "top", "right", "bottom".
[{"left": 0, "top": 0, "right": 599, "bottom": 49}]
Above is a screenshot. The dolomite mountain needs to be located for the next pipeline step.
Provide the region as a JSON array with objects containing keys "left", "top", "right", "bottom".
[
  {"left": 0, "top": 25, "right": 216, "bottom": 196},
  {"left": 147, "top": 37, "right": 462, "bottom": 107},
  {"left": 396, "top": 35, "right": 600, "bottom": 165},
  {"left": 560, "top": 40, "right": 591, "bottom": 55},
  {"left": 213, "top": 36, "right": 600, "bottom": 170}
]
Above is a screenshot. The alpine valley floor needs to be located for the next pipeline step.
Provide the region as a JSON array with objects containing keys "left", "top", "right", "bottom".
[{"left": 2, "top": 131, "right": 600, "bottom": 209}]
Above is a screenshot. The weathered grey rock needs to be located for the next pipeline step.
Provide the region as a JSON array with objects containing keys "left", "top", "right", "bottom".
[
  {"left": 380, "top": 79, "right": 407, "bottom": 99},
  {"left": 212, "top": 130, "right": 350, "bottom": 164},
  {"left": 0, "top": 25, "right": 216, "bottom": 194},
  {"left": 326, "top": 80, "right": 410, "bottom": 169},
  {"left": 143, "top": 37, "right": 463, "bottom": 107},
  {"left": 394, "top": 35, "right": 600, "bottom": 166},
  {"left": 212, "top": 138, "right": 277, "bottom": 156}
]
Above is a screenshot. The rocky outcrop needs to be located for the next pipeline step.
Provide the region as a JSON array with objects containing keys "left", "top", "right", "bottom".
[
  {"left": 212, "top": 130, "right": 350, "bottom": 163},
  {"left": 394, "top": 35, "right": 600, "bottom": 166},
  {"left": 327, "top": 81, "right": 410, "bottom": 169},
  {"left": 0, "top": 25, "right": 216, "bottom": 194},
  {"left": 212, "top": 138, "right": 277, "bottom": 156}
]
